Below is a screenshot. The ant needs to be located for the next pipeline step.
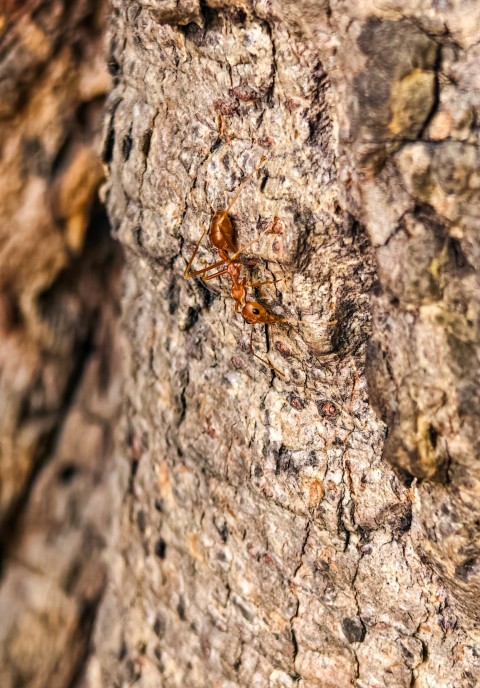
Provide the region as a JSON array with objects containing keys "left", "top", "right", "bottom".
[{"left": 183, "top": 157, "right": 335, "bottom": 378}]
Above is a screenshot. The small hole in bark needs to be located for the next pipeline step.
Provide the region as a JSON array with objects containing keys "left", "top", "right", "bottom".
[
  {"left": 122, "top": 129, "right": 133, "bottom": 161},
  {"left": 184, "top": 306, "right": 200, "bottom": 331},
  {"left": 155, "top": 538, "right": 167, "bottom": 559},
  {"left": 177, "top": 597, "right": 187, "bottom": 620},
  {"left": 224, "top": 7, "right": 247, "bottom": 24},
  {"left": 167, "top": 279, "right": 179, "bottom": 314},
  {"left": 253, "top": 463, "right": 263, "bottom": 477},
  {"left": 57, "top": 463, "right": 79, "bottom": 484},
  {"left": 397, "top": 505, "right": 412, "bottom": 533},
  {"left": 259, "top": 171, "right": 269, "bottom": 192},
  {"left": 128, "top": 458, "right": 139, "bottom": 495},
  {"left": 341, "top": 617, "right": 366, "bottom": 643},
  {"left": 287, "top": 393, "right": 304, "bottom": 410},
  {"left": 108, "top": 55, "right": 120, "bottom": 78},
  {"left": 428, "top": 425, "right": 439, "bottom": 448},
  {"left": 216, "top": 520, "right": 228, "bottom": 542},
  {"left": 141, "top": 129, "right": 153, "bottom": 158},
  {"left": 102, "top": 124, "right": 115, "bottom": 164},
  {"left": 455, "top": 557, "right": 477, "bottom": 582},
  {"left": 137, "top": 510, "right": 146, "bottom": 533},
  {"left": 153, "top": 615, "right": 166, "bottom": 638},
  {"left": 275, "top": 340, "right": 292, "bottom": 358},
  {"left": 317, "top": 400, "right": 338, "bottom": 418},
  {"left": 357, "top": 526, "right": 371, "bottom": 543},
  {"left": 134, "top": 226, "right": 144, "bottom": 247},
  {"left": 274, "top": 445, "right": 293, "bottom": 474}
]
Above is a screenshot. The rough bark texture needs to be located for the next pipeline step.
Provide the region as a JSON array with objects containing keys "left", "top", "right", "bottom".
[
  {"left": 0, "top": 2, "right": 122, "bottom": 686},
  {"left": 89, "top": 1, "right": 480, "bottom": 687}
]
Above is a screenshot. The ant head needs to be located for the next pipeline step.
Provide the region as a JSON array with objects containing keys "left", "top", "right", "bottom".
[{"left": 241, "top": 301, "right": 283, "bottom": 325}]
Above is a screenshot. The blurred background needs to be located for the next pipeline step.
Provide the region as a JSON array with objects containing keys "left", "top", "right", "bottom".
[{"left": 0, "top": 3, "right": 122, "bottom": 685}]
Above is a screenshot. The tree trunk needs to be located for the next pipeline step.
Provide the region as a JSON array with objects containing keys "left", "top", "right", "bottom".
[
  {"left": 2, "top": 1, "right": 480, "bottom": 687},
  {"left": 89, "top": 2, "right": 480, "bottom": 687}
]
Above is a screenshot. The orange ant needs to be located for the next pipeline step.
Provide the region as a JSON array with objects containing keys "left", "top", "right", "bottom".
[
  {"left": 183, "top": 155, "right": 287, "bottom": 375},
  {"left": 183, "top": 157, "right": 335, "bottom": 378},
  {"left": 206, "top": 265, "right": 289, "bottom": 375}
]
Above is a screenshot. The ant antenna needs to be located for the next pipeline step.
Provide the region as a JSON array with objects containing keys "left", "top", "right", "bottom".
[{"left": 216, "top": 155, "right": 266, "bottom": 226}]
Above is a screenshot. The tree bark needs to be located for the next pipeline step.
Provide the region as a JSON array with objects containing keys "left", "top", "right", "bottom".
[
  {"left": 2, "top": 0, "right": 480, "bottom": 687},
  {"left": 89, "top": 2, "right": 480, "bottom": 687}
]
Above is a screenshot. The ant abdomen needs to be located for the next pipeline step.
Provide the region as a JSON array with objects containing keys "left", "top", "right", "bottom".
[{"left": 210, "top": 210, "right": 236, "bottom": 253}]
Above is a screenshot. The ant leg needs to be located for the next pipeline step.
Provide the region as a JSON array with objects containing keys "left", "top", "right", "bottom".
[
  {"left": 184, "top": 257, "right": 227, "bottom": 279},
  {"left": 184, "top": 223, "right": 208, "bottom": 277},
  {"left": 247, "top": 274, "right": 291, "bottom": 289},
  {"left": 184, "top": 224, "right": 223, "bottom": 278},
  {"left": 184, "top": 224, "right": 229, "bottom": 278},
  {"left": 248, "top": 325, "right": 285, "bottom": 378},
  {"left": 229, "top": 224, "right": 273, "bottom": 262},
  {"left": 229, "top": 210, "right": 288, "bottom": 263},
  {"left": 203, "top": 265, "right": 231, "bottom": 281}
]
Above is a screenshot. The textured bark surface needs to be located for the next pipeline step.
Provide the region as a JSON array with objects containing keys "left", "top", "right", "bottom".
[
  {"left": 0, "top": 2, "right": 122, "bottom": 686},
  {"left": 89, "top": 2, "right": 480, "bottom": 687}
]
